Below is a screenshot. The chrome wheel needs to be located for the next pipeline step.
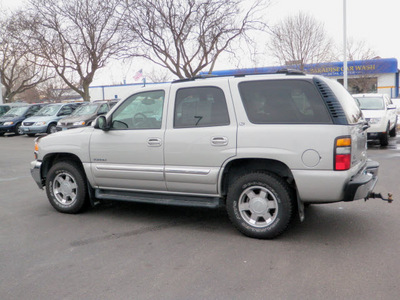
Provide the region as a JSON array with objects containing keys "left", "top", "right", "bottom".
[
  {"left": 238, "top": 185, "right": 278, "bottom": 228},
  {"left": 52, "top": 172, "right": 78, "bottom": 207}
]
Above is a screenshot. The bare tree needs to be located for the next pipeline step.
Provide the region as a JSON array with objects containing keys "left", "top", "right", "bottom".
[
  {"left": 340, "top": 38, "right": 378, "bottom": 93},
  {"left": 123, "top": 0, "right": 268, "bottom": 78},
  {"left": 0, "top": 11, "right": 50, "bottom": 102},
  {"left": 268, "top": 12, "right": 334, "bottom": 70},
  {"left": 20, "top": 0, "right": 131, "bottom": 101}
]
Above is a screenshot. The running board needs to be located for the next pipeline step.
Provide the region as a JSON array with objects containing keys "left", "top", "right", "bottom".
[{"left": 94, "top": 189, "right": 223, "bottom": 208}]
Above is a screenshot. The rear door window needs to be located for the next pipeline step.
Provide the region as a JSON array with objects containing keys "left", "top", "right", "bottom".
[{"left": 238, "top": 79, "right": 332, "bottom": 124}]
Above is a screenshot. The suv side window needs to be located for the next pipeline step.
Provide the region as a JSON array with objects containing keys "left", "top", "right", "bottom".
[
  {"left": 111, "top": 90, "right": 164, "bottom": 130},
  {"left": 174, "top": 86, "right": 230, "bottom": 128},
  {"left": 239, "top": 80, "right": 331, "bottom": 124}
]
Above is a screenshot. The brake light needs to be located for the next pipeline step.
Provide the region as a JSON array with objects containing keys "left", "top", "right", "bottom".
[{"left": 335, "top": 137, "right": 351, "bottom": 170}]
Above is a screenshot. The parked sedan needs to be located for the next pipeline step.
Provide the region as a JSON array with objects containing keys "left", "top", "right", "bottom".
[
  {"left": 0, "top": 104, "right": 45, "bottom": 136},
  {"left": 21, "top": 103, "right": 80, "bottom": 136},
  {"left": 56, "top": 100, "right": 118, "bottom": 131}
]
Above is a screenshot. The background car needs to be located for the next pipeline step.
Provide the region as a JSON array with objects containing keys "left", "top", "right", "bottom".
[
  {"left": 353, "top": 93, "right": 397, "bottom": 146},
  {"left": 56, "top": 100, "right": 118, "bottom": 131},
  {"left": 0, "top": 104, "right": 46, "bottom": 136},
  {"left": 20, "top": 103, "right": 80, "bottom": 136}
]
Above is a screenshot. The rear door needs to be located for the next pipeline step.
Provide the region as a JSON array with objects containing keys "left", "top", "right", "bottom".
[{"left": 164, "top": 80, "right": 237, "bottom": 195}]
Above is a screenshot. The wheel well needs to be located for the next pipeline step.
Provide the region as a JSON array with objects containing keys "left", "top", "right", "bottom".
[
  {"left": 41, "top": 153, "right": 84, "bottom": 181},
  {"left": 220, "top": 158, "right": 296, "bottom": 197}
]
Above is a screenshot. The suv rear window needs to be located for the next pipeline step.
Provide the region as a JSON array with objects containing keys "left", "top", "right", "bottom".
[{"left": 239, "top": 79, "right": 332, "bottom": 124}]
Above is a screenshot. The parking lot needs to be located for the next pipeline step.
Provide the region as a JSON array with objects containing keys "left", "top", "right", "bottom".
[{"left": 1, "top": 134, "right": 400, "bottom": 299}]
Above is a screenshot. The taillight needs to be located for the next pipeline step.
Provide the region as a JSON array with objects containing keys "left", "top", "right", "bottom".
[{"left": 335, "top": 137, "right": 351, "bottom": 171}]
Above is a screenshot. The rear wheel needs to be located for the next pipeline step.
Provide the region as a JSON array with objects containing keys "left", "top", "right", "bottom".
[
  {"left": 46, "top": 162, "right": 88, "bottom": 214},
  {"left": 226, "top": 172, "right": 294, "bottom": 239}
]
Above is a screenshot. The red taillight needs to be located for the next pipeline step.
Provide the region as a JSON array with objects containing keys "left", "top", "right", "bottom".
[
  {"left": 335, "top": 154, "right": 351, "bottom": 170},
  {"left": 335, "top": 137, "right": 351, "bottom": 171}
]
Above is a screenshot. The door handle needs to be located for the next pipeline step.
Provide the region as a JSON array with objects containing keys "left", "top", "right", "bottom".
[
  {"left": 147, "top": 138, "right": 162, "bottom": 147},
  {"left": 211, "top": 136, "right": 228, "bottom": 146}
]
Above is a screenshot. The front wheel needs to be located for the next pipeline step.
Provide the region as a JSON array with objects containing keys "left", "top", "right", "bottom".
[
  {"left": 47, "top": 123, "right": 57, "bottom": 134},
  {"left": 389, "top": 123, "right": 397, "bottom": 137},
  {"left": 46, "top": 162, "right": 88, "bottom": 214},
  {"left": 14, "top": 123, "right": 22, "bottom": 135},
  {"left": 226, "top": 172, "right": 294, "bottom": 239},
  {"left": 380, "top": 124, "right": 390, "bottom": 146}
]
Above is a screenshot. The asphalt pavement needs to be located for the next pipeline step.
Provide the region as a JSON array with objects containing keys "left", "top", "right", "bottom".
[{"left": 1, "top": 133, "right": 399, "bottom": 299}]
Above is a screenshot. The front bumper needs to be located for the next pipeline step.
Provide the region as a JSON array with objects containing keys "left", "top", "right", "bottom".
[
  {"left": 30, "top": 160, "right": 44, "bottom": 189},
  {"left": 0, "top": 125, "right": 16, "bottom": 133},
  {"left": 343, "top": 159, "right": 379, "bottom": 201},
  {"left": 21, "top": 125, "right": 48, "bottom": 134}
]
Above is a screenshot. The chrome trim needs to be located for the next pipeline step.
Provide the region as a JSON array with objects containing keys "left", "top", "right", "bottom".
[
  {"left": 30, "top": 160, "right": 44, "bottom": 189},
  {"left": 95, "top": 164, "right": 163, "bottom": 173},
  {"left": 165, "top": 167, "right": 211, "bottom": 175}
]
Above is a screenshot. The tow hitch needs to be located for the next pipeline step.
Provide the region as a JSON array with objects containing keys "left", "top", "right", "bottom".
[{"left": 366, "top": 192, "right": 393, "bottom": 203}]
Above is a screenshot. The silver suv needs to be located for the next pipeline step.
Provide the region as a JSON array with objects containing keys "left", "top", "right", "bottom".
[{"left": 31, "top": 71, "right": 384, "bottom": 239}]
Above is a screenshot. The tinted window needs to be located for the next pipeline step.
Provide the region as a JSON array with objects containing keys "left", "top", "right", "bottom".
[
  {"left": 239, "top": 80, "right": 332, "bottom": 124},
  {"left": 111, "top": 90, "right": 164, "bottom": 129},
  {"left": 174, "top": 87, "right": 230, "bottom": 128}
]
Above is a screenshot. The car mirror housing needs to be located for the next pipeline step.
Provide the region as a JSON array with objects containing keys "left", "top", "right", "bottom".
[{"left": 94, "top": 115, "right": 110, "bottom": 131}]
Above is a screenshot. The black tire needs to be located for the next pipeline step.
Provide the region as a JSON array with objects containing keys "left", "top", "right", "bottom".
[
  {"left": 380, "top": 124, "right": 389, "bottom": 146},
  {"left": 0, "top": 132, "right": 4, "bottom": 136},
  {"left": 389, "top": 123, "right": 397, "bottom": 137},
  {"left": 226, "top": 172, "right": 294, "bottom": 239},
  {"left": 46, "top": 162, "right": 88, "bottom": 214},
  {"left": 14, "top": 123, "right": 22, "bottom": 135},
  {"left": 47, "top": 123, "right": 57, "bottom": 134}
]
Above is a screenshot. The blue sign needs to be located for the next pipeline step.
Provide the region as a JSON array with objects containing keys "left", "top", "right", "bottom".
[{"left": 205, "top": 58, "right": 398, "bottom": 77}]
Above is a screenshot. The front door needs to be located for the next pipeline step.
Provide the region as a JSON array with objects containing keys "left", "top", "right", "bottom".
[{"left": 89, "top": 89, "right": 167, "bottom": 192}]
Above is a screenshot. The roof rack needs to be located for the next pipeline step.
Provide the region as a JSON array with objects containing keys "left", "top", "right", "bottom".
[{"left": 172, "top": 68, "right": 306, "bottom": 83}]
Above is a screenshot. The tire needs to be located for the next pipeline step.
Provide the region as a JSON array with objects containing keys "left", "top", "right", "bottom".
[
  {"left": 226, "top": 172, "right": 294, "bottom": 239},
  {"left": 0, "top": 132, "right": 4, "bottom": 136},
  {"left": 46, "top": 162, "right": 88, "bottom": 214},
  {"left": 14, "top": 123, "right": 22, "bottom": 135},
  {"left": 389, "top": 123, "right": 397, "bottom": 137},
  {"left": 47, "top": 123, "right": 57, "bottom": 134},
  {"left": 380, "top": 124, "right": 389, "bottom": 146}
]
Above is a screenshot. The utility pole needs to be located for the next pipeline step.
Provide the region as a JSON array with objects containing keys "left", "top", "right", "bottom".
[
  {"left": 0, "top": 71, "right": 3, "bottom": 104},
  {"left": 343, "top": 0, "right": 348, "bottom": 90}
]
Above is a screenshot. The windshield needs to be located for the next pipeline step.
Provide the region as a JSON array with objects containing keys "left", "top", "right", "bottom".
[
  {"left": 354, "top": 97, "right": 384, "bottom": 110},
  {"left": 3, "top": 106, "right": 29, "bottom": 117},
  {"left": 71, "top": 104, "right": 99, "bottom": 116},
  {"left": 35, "top": 105, "right": 62, "bottom": 116}
]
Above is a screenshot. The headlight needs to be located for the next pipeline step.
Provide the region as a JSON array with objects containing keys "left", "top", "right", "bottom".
[
  {"left": 367, "top": 118, "right": 381, "bottom": 124},
  {"left": 4, "top": 121, "right": 14, "bottom": 125},
  {"left": 73, "top": 121, "right": 86, "bottom": 126},
  {"left": 34, "top": 121, "right": 47, "bottom": 126}
]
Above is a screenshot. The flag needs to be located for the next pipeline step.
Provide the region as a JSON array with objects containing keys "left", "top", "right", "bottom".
[{"left": 133, "top": 69, "right": 143, "bottom": 81}]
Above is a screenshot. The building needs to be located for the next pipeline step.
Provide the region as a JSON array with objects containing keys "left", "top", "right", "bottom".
[{"left": 207, "top": 58, "right": 400, "bottom": 98}]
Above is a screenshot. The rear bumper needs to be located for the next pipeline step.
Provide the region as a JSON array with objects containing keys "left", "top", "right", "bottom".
[{"left": 343, "top": 159, "right": 379, "bottom": 201}]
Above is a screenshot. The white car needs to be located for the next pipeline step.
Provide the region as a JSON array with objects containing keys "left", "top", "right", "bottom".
[{"left": 353, "top": 93, "right": 397, "bottom": 146}]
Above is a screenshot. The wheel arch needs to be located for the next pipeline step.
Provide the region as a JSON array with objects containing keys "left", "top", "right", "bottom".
[
  {"left": 41, "top": 153, "right": 85, "bottom": 183},
  {"left": 220, "top": 158, "right": 297, "bottom": 197}
]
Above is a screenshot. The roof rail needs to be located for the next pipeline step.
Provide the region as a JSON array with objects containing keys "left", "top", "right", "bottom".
[{"left": 172, "top": 68, "right": 306, "bottom": 83}]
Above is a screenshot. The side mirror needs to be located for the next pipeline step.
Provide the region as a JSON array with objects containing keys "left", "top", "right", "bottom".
[
  {"left": 94, "top": 115, "right": 110, "bottom": 131},
  {"left": 387, "top": 104, "right": 396, "bottom": 110}
]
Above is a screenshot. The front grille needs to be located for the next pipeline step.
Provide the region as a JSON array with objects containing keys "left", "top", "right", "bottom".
[{"left": 23, "top": 122, "right": 35, "bottom": 126}]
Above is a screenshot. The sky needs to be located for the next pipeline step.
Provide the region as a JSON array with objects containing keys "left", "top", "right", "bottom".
[{"left": 1, "top": 0, "right": 399, "bottom": 84}]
